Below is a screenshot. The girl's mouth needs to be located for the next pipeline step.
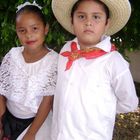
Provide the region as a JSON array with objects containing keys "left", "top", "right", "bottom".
[{"left": 26, "top": 40, "right": 36, "bottom": 45}]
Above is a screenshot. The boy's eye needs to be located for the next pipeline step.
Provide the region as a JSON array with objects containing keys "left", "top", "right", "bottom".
[
  {"left": 78, "top": 15, "right": 85, "bottom": 19},
  {"left": 92, "top": 15, "right": 103, "bottom": 23},
  {"left": 93, "top": 15, "right": 100, "bottom": 20}
]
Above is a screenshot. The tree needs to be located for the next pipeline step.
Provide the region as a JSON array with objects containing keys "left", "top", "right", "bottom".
[
  {"left": 112, "top": 0, "right": 140, "bottom": 54},
  {"left": 0, "top": 0, "right": 140, "bottom": 60}
]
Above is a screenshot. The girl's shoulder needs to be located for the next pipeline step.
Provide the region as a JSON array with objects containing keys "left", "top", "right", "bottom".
[
  {"left": 5, "top": 46, "right": 23, "bottom": 58},
  {"left": 49, "top": 48, "right": 58, "bottom": 56},
  {"left": 46, "top": 48, "right": 59, "bottom": 63},
  {"left": 2, "top": 47, "right": 23, "bottom": 62},
  {"left": 9, "top": 46, "right": 23, "bottom": 52}
]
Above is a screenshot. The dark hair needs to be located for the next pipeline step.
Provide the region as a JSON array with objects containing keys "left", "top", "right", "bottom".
[
  {"left": 16, "top": 5, "right": 46, "bottom": 26},
  {"left": 71, "top": 0, "right": 110, "bottom": 22}
]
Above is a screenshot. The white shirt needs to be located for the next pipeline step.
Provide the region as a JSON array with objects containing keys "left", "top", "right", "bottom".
[
  {"left": 51, "top": 36, "right": 138, "bottom": 140},
  {"left": 0, "top": 46, "right": 58, "bottom": 118}
]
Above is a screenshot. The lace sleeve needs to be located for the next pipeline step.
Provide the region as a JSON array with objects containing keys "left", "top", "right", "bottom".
[
  {"left": 43, "top": 52, "right": 58, "bottom": 96},
  {"left": 0, "top": 52, "right": 11, "bottom": 95}
]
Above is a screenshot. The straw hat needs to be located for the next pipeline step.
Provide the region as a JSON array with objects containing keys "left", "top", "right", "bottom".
[{"left": 52, "top": 0, "right": 131, "bottom": 35}]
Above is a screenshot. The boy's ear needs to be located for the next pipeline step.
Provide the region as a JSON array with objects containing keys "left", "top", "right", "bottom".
[
  {"left": 45, "top": 24, "right": 49, "bottom": 35},
  {"left": 105, "top": 19, "right": 110, "bottom": 34},
  {"left": 71, "top": 20, "right": 76, "bottom": 35}
]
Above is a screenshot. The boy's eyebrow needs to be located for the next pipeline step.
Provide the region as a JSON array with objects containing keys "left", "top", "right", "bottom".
[{"left": 75, "top": 11, "right": 104, "bottom": 15}]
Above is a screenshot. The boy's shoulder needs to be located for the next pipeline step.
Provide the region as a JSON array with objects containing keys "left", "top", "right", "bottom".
[
  {"left": 108, "top": 51, "right": 124, "bottom": 61},
  {"left": 60, "top": 39, "right": 74, "bottom": 52},
  {"left": 107, "top": 51, "right": 129, "bottom": 68}
]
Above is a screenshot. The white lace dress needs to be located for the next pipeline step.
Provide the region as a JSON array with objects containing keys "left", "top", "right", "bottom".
[{"left": 0, "top": 46, "right": 58, "bottom": 140}]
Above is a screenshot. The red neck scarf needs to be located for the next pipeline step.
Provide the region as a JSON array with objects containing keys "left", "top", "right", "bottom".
[{"left": 61, "top": 42, "right": 116, "bottom": 71}]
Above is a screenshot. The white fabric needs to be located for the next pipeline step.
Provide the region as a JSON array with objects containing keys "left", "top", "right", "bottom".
[
  {"left": 17, "top": 111, "right": 52, "bottom": 140},
  {"left": 0, "top": 46, "right": 58, "bottom": 118},
  {"left": 51, "top": 36, "right": 138, "bottom": 140},
  {"left": 7, "top": 101, "right": 35, "bottom": 118}
]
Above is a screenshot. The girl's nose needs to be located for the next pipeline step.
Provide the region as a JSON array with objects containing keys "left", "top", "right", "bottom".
[{"left": 26, "top": 32, "right": 33, "bottom": 39}]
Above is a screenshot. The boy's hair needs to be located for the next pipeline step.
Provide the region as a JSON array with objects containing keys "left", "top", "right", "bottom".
[
  {"left": 16, "top": 5, "right": 46, "bottom": 26},
  {"left": 71, "top": 0, "right": 110, "bottom": 22}
]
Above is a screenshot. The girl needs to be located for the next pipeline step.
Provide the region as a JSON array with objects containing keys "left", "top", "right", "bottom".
[
  {"left": 51, "top": 0, "right": 138, "bottom": 140},
  {"left": 0, "top": 1, "right": 58, "bottom": 140}
]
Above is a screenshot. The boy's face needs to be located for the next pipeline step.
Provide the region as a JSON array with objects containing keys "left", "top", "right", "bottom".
[
  {"left": 16, "top": 12, "right": 48, "bottom": 50},
  {"left": 72, "top": 0, "right": 110, "bottom": 49}
]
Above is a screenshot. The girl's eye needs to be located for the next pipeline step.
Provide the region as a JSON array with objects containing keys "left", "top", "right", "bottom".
[
  {"left": 18, "top": 29, "right": 25, "bottom": 34},
  {"left": 33, "top": 27, "right": 38, "bottom": 31}
]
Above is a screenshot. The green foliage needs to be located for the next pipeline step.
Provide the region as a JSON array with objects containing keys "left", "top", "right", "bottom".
[
  {"left": 111, "top": 0, "right": 140, "bottom": 54},
  {"left": 0, "top": 0, "right": 73, "bottom": 61},
  {"left": 0, "top": 0, "right": 140, "bottom": 61}
]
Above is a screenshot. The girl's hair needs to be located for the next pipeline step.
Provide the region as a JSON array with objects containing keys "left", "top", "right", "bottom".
[
  {"left": 71, "top": 0, "right": 110, "bottom": 22},
  {"left": 16, "top": 5, "right": 46, "bottom": 26}
]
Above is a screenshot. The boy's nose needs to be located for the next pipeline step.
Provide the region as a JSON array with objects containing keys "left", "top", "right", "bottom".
[
  {"left": 85, "top": 21, "right": 92, "bottom": 26},
  {"left": 85, "top": 18, "right": 93, "bottom": 26}
]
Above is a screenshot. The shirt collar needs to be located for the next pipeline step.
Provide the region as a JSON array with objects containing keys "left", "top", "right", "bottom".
[{"left": 73, "top": 35, "right": 112, "bottom": 52}]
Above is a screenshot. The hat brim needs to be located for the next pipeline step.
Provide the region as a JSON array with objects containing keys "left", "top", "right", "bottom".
[{"left": 52, "top": 0, "right": 131, "bottom": 35}]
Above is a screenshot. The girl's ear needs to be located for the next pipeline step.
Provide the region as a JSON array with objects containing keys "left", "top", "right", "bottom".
[{"left": 45, "top": 24, "right": 49, "bottom": 35}]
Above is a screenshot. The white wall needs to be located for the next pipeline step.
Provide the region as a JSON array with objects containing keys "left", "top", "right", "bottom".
[{"left": 125, "top": 50, "right": 140, "bottom": 83}]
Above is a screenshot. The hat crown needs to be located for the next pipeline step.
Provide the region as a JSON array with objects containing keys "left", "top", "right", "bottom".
[{"left": 52, "top": 0, "right": 131, "bottom": 35}]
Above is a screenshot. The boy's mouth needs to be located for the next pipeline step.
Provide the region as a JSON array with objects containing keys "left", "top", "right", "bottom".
[{"left": 84, "top": 29, "right": 94, "bottom": 34}]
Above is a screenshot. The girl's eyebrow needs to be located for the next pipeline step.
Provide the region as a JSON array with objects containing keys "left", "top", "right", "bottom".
[
  {"left": 28, "top": 23, "right": 40, "bottom": 26},
  {"left": 16, "top": 27, "right": 25, "bottom": 29},
  {"left": 17, "top": 23, "right": 40, "bottom": 28},
  {"left": 30, "top": 23, "right": 40, "bottom": 26}
]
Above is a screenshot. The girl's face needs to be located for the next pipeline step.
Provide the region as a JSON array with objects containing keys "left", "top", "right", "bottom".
[
  {"left": 72, "top": 0, "right": 110, "bottom": 49},
  {"left": 16, "top": 12, "right": 48, "bottom": 50}
]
